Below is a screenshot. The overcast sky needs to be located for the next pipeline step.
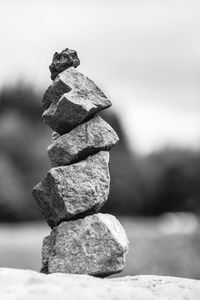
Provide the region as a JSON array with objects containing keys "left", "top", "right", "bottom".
[{"left": 1, "top": 0, "right": 200, "bottom": 153}]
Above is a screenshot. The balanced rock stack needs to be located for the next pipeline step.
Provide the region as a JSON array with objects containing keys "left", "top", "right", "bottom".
[{"left": 32, "top": 48, "right": 129, "bottom": 277}]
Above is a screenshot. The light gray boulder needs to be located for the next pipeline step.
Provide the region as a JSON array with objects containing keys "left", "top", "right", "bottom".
[
  {"left": 32, "top": 151, "right": 110, "bottom": 228},
  {"left": 48, "top": 115, "right": 119, "bottom": 167},
  {"left": 1, "top": 268, "right": 200, "bottom": 300},
  {"left": 41, "top": 213, "right": 129, "bottom": 277},
  {"left": 42, "top": 68, "right": 111, "bottom": 134}
]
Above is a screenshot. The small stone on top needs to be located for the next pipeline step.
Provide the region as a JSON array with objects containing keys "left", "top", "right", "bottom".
[{"left": 49, "top": 48, "right": 80, "bottom": 80}]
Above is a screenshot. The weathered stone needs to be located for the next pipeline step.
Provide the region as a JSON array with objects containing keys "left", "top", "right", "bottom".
[
  {"left": 42, "top": 68, "right": 111, "bottom": 133},
  {"left": 32, "top": 151, "right": 110, "bottom": 228},
  {"left": 42, "top": 67, "right": 109, "bottom": 110},
  {"left": 49, "top": 48, "right": 80, "bottom": 80},
  {"left": 48, "top": 115, "right": 119, "bottom": 167},
  {"left": 51, "top": 131, "right": 60, "bottom": 142},
  {"left": 41, "top": 213, "right": 129, "bottom": 277},
  {"left": 1, "top": 268, "right": 200, "bottom": 300},
  {"left": 42, "top": 75, "right": 71, "bottom": 110}
]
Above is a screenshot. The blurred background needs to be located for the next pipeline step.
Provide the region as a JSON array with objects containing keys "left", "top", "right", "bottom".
[{"left": 0, "top": 0, "right": 200, "bottom": 279}]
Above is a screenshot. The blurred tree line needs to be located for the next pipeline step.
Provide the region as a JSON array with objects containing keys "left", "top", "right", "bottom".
[{"left": 0, "top": 83, "right": 200, "bottom": 222}]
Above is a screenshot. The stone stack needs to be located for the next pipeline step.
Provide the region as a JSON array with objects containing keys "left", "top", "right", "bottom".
[{"left": 32, "top": 48, "right": 129, "bottom": 277}]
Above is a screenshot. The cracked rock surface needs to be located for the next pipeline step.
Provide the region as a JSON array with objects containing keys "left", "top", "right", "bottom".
[
  {"left": 41, "top": 213, "right": 129, "bottom": 276},
  {"left": 32, "top": 152, "right": 110, "bottom": 228},
  {"left": 48, "top": 115, "right": 119, "bottom": 167},
  {"left": 42, "top": 68, "right": 111, "bottom": 133}
]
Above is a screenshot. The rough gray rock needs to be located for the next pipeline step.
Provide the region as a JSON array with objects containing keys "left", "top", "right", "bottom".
[
  {"left": 1, "top": 268, "right": 200, "bottom": 300},
  {"left": 49, "top": 48, "right": 80, "bottom": 80},
  {"left": 41, "top": 213, "right": 129, "bottom": 277},
  {"left": 42, "top": 68, "right": 111, "bottom": 133},
  {"left": 32, "top": 151, "right": 110, "bottom": 228},
  {"left": 51, "top": 131, "right": 60, "bottom": 142},
  {"left": 48, "top": 115, "right": 119, "bottom": 167},
  {"left": 42, "top": 67, "right": 109, "bottom": 110}
]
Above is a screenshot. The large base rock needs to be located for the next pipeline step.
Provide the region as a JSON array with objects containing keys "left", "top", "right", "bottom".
[
  {"left": 0, "top": 268, "right": 199, "bottom": 300},
  {"left": 48, "top": 115, "right": 119, "bottom": 167},
  {"left": 41, "top": 213, "right": 129, "bottom": 276},
  {"left": 32, "top": 152, "right": 110, "bottom": 228}
]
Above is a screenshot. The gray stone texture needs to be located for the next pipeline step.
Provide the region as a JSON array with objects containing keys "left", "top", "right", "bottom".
[
  {"left": 41, "top": 213, "right": 129, "bottom": 277},
  {"left": 49, "top": 48, "right": 80, "bottom": 80},
  {"left": 48, "top": 115, "right": 119, "bottom": 167},
  {"left": 1, "top": 268, "right": 200, "bottom": 300},
  {"left": 32, "top": 151, "right": 110, "bottom": 228},
  {"left": 42, "top": 73, "right": 71, "bottom": 110},
  {"left": 51, "top": 131, "right": 60, "bottom": 142},
  {"left": 42, "top": 68, "right": 111, "bottom": 133}
]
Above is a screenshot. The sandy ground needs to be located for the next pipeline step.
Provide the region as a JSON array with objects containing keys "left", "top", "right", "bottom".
[{"left": 0, "top": 213, "right": 200, "bottom": 279}]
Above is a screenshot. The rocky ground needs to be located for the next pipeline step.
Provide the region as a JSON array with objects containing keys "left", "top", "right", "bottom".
[
  {"left": 0, "top": 268, "right": 200, "bottom": 300},
  {"left": 0, "top": 213, "right": 200, "bottom": 279}
]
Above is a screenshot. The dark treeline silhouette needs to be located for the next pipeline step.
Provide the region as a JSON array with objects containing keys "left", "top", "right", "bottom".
[{"left": 0, "top": 83, "right": 200, "bottom": 222}]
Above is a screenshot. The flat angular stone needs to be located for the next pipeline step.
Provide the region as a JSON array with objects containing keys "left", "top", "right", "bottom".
[
  {"left": 41, "top": 213, "right": 129, "bottom": 276},
  {"left": 32, "top": 151, "right": 110, "bottom": 228},
  {"left": 42, "top": 75, "right": 71, "bottom": 110},
  {"left": 48, "top": 115, "right": 119, "bottom": 167},
  {"left": 49, "top": 48, "right": 80, "bottom": 80},
  {"left": 42, "top": 68, "right": 111, "bottom": 133},
  {"left": 42, "top": 67, "right": 109, "bottom": 110}
]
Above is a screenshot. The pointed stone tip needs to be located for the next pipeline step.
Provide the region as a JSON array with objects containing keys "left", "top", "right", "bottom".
[{"left": 49, "top": 48, "right": 80, "bottom": 80}]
